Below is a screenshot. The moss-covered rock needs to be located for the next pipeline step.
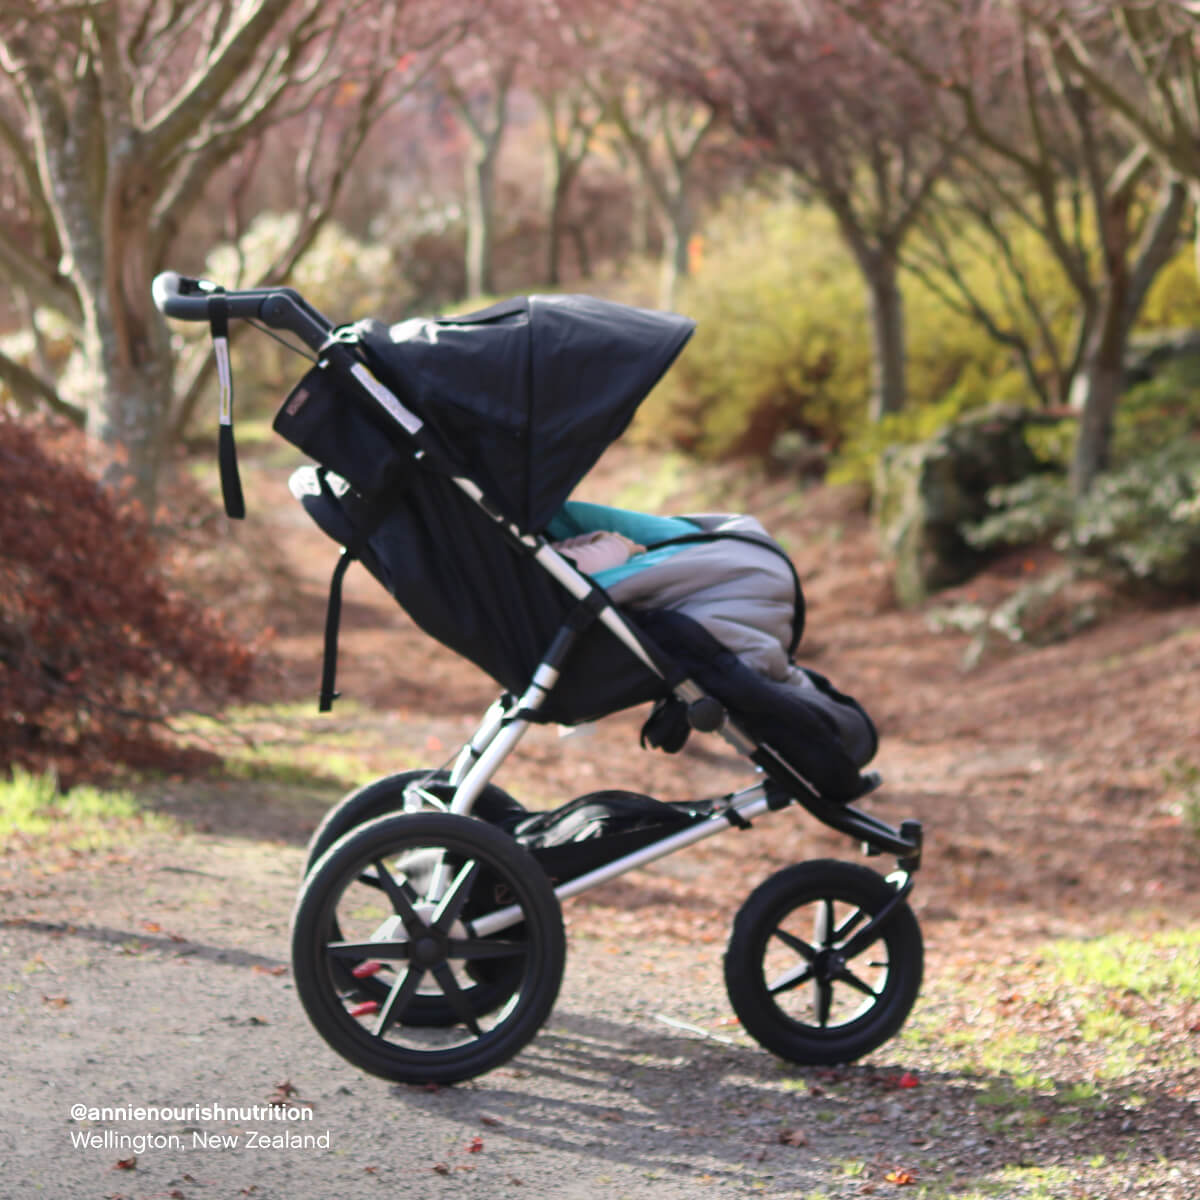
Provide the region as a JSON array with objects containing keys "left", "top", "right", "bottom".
[{"left": 874, "top": 406, "right": 1041, "bottom": 606}]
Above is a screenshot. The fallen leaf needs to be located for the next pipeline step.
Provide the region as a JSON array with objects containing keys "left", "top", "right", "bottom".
[
  {"left": 432, "top": 1163, "right": 450, "bottom": 1175},
  {"left": 778, "top": 1128, "right": 808, "bottom": 1147},
  {"left": 885, "top": 1167, "right": 918, "bottom": 1185},
  {"left": 252, "top": 964, "right": 287, "bottom": 976},
  {"left": 480, "top": 1116, "right": 503, "bottom": 1127},
  {"left": 466, "top": 1136, "right": 484, "bottom": 1153},
  {"left": 113, "top": 1156, "right": 137, "bottom": 1170},
  {"left": 42, "top": 993, "right": 70, "bottom": 1008}
]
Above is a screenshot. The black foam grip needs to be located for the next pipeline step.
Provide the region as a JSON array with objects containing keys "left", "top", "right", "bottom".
[{"left": 218, "top": 424, "right": 246, "bottom": 519}]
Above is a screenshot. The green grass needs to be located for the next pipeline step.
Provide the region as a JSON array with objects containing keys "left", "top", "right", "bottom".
[
  {"left": 175, "top": 702, "right": 403, "bottom": 795},
  {"left": 1052, "top": 928, "right": 1200, "bottom": 1002},
  {"left": 898, "top": 923, "right": 1200, "bottom": 1115},
  {"left": 0, "top": 767, "right": 173, "bottom": 851}
]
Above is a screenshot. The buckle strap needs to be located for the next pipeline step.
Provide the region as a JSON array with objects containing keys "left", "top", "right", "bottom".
[{"left": 315, "top": 472, "right": 396, "bottom": 711}]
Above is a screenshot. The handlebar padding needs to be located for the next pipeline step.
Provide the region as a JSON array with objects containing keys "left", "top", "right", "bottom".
[
  {"left": 151, "top": 271, "right": 335, "bottom": 351},
  {"left": 152, "top": 271, "right": 215, "bottom": 320}
]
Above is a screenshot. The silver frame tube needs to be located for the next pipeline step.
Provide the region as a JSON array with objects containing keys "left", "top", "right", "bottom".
[{"left": 469, "top": 783, "right": 773, "bottom": 937}]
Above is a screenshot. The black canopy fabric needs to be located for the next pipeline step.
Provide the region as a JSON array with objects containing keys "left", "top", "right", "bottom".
[{"left": 355, "top": 295, "right": 695, "bottom": 532}]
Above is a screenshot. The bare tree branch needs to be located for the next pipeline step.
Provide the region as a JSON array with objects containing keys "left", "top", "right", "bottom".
[
  {"left": 0, "top": 344, "right": 84, "bottom": 424},
  {"left": 141, "top": 0, "right": 308, "bottom": 170}
]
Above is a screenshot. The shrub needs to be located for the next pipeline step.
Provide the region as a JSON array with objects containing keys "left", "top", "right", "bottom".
[
  {"left": 636, "top": 198, "right": 872, "bottom": 459},
  {"left": 967, "top": 441, "right": 1200, "bottom": 594},
  {"left": 1112, "top": 355, "right": 1200, "bottom": 465},
  {"left": 1071, "top": 442, "right": 1200, "bottom": 591},
  {"left": 637, "top": 194, "right": 1063, "bottom": 473},
  {"left": 1136, "top": 242, "right": 1200, "bottom": 331},
  {"left": 0, "top": 415, "right": 255, "bottom": 781}
]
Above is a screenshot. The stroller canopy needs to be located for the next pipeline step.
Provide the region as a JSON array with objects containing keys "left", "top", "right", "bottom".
[{"left": 356, "top": 295, "right": 695, "bottom": 532}]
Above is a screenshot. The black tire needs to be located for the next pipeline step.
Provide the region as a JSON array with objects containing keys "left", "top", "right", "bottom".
[
  {"left": 725, "top": 859, "right": 922, "bottom": 1066},
  {"left": 304, "top": 769, "right": 524, "bottom": 875},
  {"left": 291, "top": 811, "right": 565, "bottom": 1084},
  {"left": 305, "top": 771, "right": 527, "bottom": 1027}
]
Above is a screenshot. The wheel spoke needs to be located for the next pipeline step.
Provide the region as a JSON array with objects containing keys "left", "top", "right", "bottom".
[
  {"left": 432, "top": 859, "right": 481, "bottom": 933},
  {"left": 373, "top": 965, "right": 427, "bottom": 1036},
  {"left": 447, "top": 937, "right": 528, "bottom": 962},
  {"left": 832, "top": 906, "right": 868, "bottom": 943},
  {"left": 767, "top": 961, "right": 815, "bottom": 995},
  {"left": 431, "top": 962, "right": 483, "bottom": 1036},
  {"left": 836, "top": 965, "right": 881, "bottom": 999},
  {"left": 813, "top": 978, "right": 833, "bottom": 1027},
  {"left": 371, "top": 859, "right": 424, "bottom": 930},
  {"left": 816, "top": 898, "right": 835, "bottom": 945},
  {"left": 327, "top": 939, "right": 412, "bottom": 962},
  {"left": 772, "top": 926, "right": 817, "bottom": 961}
]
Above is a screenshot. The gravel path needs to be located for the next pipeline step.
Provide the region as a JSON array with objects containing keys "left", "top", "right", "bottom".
[
  {"left": 3, "top": 832, "right": 1198, "bottom": 1200},
  {"left": 1, "top": 838, "right": 876, "bottom": 1200}
]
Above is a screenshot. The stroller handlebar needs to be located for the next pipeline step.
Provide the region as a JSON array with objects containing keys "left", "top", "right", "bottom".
[{"left": 152, "top": 271, "right": 334, "bottom": 350}]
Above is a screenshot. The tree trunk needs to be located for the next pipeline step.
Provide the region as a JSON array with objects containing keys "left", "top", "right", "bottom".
[
  {"left": 864, "top": 254, "right": 907, "bottom": 422},
  {"left": 464, "top": 147, "right": 498, "bottom": 298},
  {"left": 87, "top": 330, "right": 174, "bottom": 513},
  {"left": 658, "top": 193, "right": 692, "bottom": 310},
  {"left": 546, "top": 170, "right": 571, "bottom": 287},
  {"left": 47, "top": 123, "right": 174, "bottom": 513},
  {"left": 1069, "top": 315, "right": 1126, "bottom": 496},
  {"left": 91, "top": 154, "right": 175, "bottom": 513},
  {"left": 570, "top": 222, "right": 592, "bottom": 280},
  {"left": 628, "top": 169, "right": 652, "bottom": 261}
]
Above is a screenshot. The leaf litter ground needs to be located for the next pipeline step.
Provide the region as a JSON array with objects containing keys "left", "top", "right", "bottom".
[{"left": 2, "top": 449, "right": 1198, "bottom": 1199}]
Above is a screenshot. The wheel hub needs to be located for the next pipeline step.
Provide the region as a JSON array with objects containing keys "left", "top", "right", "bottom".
[
  {"left": 411, "top": 932, "right": 445, "bottom": 967},
  {"left": 812, "top": 947, "right": 845, "bottom": 982}
]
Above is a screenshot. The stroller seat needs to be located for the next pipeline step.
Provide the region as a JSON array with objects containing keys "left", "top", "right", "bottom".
[{"left": 293, "top": 467, "right": 877, "bottom": 802}]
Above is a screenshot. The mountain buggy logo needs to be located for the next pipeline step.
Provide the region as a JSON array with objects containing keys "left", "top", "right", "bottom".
[{"left": 285, "top": 387, "right": 310, "bottom": 416}]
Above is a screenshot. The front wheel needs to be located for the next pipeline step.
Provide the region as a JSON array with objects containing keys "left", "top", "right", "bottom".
[
  {"left": 725, "top": 859, "right": 922, "bottom": 1066},
  {"left": 304, "top": 770, "right": 527, "bottom": 1027},
  {"left": 292, "top": 811, "right": 565, "bottom": 1085}
]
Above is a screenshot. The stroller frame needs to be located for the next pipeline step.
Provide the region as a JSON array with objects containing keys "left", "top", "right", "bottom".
[{"left": 154, "top": 272, "right": 925, "bottom": 1085}]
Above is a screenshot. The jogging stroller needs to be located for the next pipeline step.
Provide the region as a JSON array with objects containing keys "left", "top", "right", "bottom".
[{"left": 153, "top": 273, "right": 925, "bottom": 1085}]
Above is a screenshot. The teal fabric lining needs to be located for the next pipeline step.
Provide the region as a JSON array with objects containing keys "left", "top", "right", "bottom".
[{"left": 546, "top": 500, "right": 700, "bottom": 586}]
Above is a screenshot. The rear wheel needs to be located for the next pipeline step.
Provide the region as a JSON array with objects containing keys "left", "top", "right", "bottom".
[
  {"left": 304, "top": 769, "right": 523, "bottom": 875},
  {"left": 292, "top": 811, "right": 565, "bottom": 1084},
  {"left": 725, "top": 860, "right": 922, "bottom": 1065}
]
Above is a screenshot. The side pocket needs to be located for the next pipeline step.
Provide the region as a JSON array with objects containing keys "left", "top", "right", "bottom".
[{"left": 273, "top": 362, "right": 409, "bottom": 495}]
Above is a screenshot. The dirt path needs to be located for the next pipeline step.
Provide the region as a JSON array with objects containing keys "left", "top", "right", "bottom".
[{"left": 3, "top": 452, "right": 1199, "bottom": 1198}]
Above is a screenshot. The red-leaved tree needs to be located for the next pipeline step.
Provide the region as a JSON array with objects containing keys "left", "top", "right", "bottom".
[{"left": 0, "top": 413, "right": 254, "bottom": 781}]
